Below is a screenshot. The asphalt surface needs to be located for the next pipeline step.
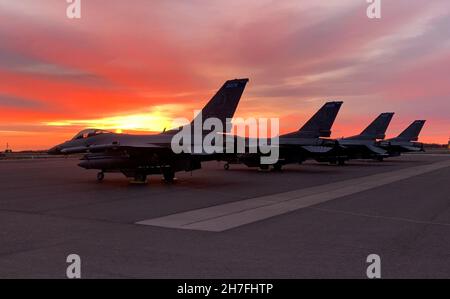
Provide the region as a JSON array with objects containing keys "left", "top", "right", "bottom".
[{"left": 0, "top": 153, "right": 449, "bottom": 278}]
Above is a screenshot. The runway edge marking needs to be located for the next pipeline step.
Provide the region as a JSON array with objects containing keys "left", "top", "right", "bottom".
[{"left": 136, "top": 160, "right": 450, "bottom": 232}]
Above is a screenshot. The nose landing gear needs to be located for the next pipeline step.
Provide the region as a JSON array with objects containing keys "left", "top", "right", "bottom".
[{"left": 97, "top": 171, "right": 105, "bottom": 182}]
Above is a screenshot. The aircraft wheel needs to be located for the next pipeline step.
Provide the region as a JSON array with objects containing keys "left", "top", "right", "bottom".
[
  {"left": 376, "top": 157, "right": 384, "bottom": 162},
  {"left": 259, "top": 165, "right": 269, "bottom": 171},
  {"left": 134, "top": 173, "right": 147, "bottom": 183},
  {"left": 273, "top": 164, "right": 282, "bottom": 171},
  {"left": 224, "top": 163, "right": 230, "bottom": 171},
  {"left": 97, "top": 172, "right": 105, "bottom": 182},
  {"left": 163, "top": 169, "right": 175, "bottom": 182},
  {"left": 337, "top": 159, "right": 346, "bottom": 166}
]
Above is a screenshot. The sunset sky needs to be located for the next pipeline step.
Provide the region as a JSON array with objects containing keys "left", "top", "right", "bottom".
[{"left": 0, "top": 0, "right": 449, "bottom": 150}]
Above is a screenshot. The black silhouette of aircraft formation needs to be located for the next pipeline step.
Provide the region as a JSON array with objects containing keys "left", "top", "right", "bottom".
[{"left": 49, "top": 79, "right": 426, "bottom": 182}]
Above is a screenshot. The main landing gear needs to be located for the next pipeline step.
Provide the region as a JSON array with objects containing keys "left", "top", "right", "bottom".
[
  {"left": 329, "top": 158, "right": 346, "bottom": 166},
  {"left": 272, "top": 164, "right": 283, "bottom": 172},
  {"left": 162, "top": 169, "right": 175, "bottom": 183},
  {"left": 132, "top": 173, "right": 148, "bottom": 184},
  {"left": 96, "top": 168, "right": 176, "bottom": 184},
  {"left": 337, "top": 159, "right": 346, "bottom": 166},
  {"left": 258, "top": 165, "right": 270, "bottom": 171}
]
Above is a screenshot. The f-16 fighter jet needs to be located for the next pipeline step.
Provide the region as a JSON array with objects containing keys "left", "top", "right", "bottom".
[
  {"left": 48, "top": 79, "right": 249, "bottom": 183},
  {"left": 331, "top": 112, "right": 395, "bottom": 164},
  {"left": 222, "top": 101, "right": 343, "bottom": 171},
  {"left": 378, "top": 120, "right": 426, "bottom": 158}
]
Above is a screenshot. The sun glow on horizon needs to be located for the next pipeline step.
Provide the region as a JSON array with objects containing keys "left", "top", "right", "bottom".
[
  {"left": 43, "top": 105, "right": 189, "bottom": 133},
  {"left": 1, "top": 1, "right": 449, "bottom": 149}
]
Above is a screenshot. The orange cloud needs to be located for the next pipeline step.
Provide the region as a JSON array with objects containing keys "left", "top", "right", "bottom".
[{"left": 0, "top": 0, "right": 449, "bottom": 151}]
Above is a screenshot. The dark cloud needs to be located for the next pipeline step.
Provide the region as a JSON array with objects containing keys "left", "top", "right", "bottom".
[
  {"left": 0, "top": 93, "right": 46, "bottom": 109},
  {"left": 0, "top": 46, "right": 112, "bottom": 87}
]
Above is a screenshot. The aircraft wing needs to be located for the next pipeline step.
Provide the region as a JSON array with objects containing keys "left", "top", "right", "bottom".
[
  {"left": 399, "top": 145, "right": 422, "bottom": 152},
  {"left": 301, "top": 145, "right": 334, "bottom": 154},
  {"left": 365, "top": 145, "right": 388, "bottom": 155}
]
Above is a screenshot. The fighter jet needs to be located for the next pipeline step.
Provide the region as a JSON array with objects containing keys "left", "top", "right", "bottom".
[
  {"left": 330, "top": 112, "right": 395, "bottom": 164},
  {"left": 221, "top": 101, "right": 343, "bottom": 170},
  {"left": 378, "top": 120, "right": 426, "bottom": 157},
  {"left": 48, "top": 78, "right": 249, "bottom": 183}
]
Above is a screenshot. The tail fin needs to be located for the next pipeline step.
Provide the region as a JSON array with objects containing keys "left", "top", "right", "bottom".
[
  {"left": 397, "top": 120, "right": 426, "bottom": 141},
  {"left": 190, "top": 78, "right": 249, "bottom": 133},
  {"left": 360, "top": 112, "right": 394, "bottom": 140},
  {"left": 296, "top": 101, "right": 343, "bottom": 138}
]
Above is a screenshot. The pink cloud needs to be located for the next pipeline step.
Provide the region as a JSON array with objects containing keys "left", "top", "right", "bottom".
[{"left": 0, "top": 0, "right": 449, "bottom": 149}]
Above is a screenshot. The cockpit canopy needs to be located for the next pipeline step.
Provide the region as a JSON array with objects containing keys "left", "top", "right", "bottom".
[{"left": 71, "top": 129, "right": 111, "bottom": 140}]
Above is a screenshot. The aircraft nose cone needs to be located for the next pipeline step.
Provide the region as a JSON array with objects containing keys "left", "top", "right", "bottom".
[{"left": 47, "top": 146, "right": 62, "bottom": 155}]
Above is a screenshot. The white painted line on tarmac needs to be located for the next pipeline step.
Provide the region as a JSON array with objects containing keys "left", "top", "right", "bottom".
[
  {"left": 403, "top": 153, "right": 449, "bottom": 157},
  {"left": 136, "top": 160, "right": 450, "bottom": 232}
]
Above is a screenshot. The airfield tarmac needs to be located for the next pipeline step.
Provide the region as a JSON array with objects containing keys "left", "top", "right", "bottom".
[{"left": 0, "top": 153, "right": 449, "bottom": 278}]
